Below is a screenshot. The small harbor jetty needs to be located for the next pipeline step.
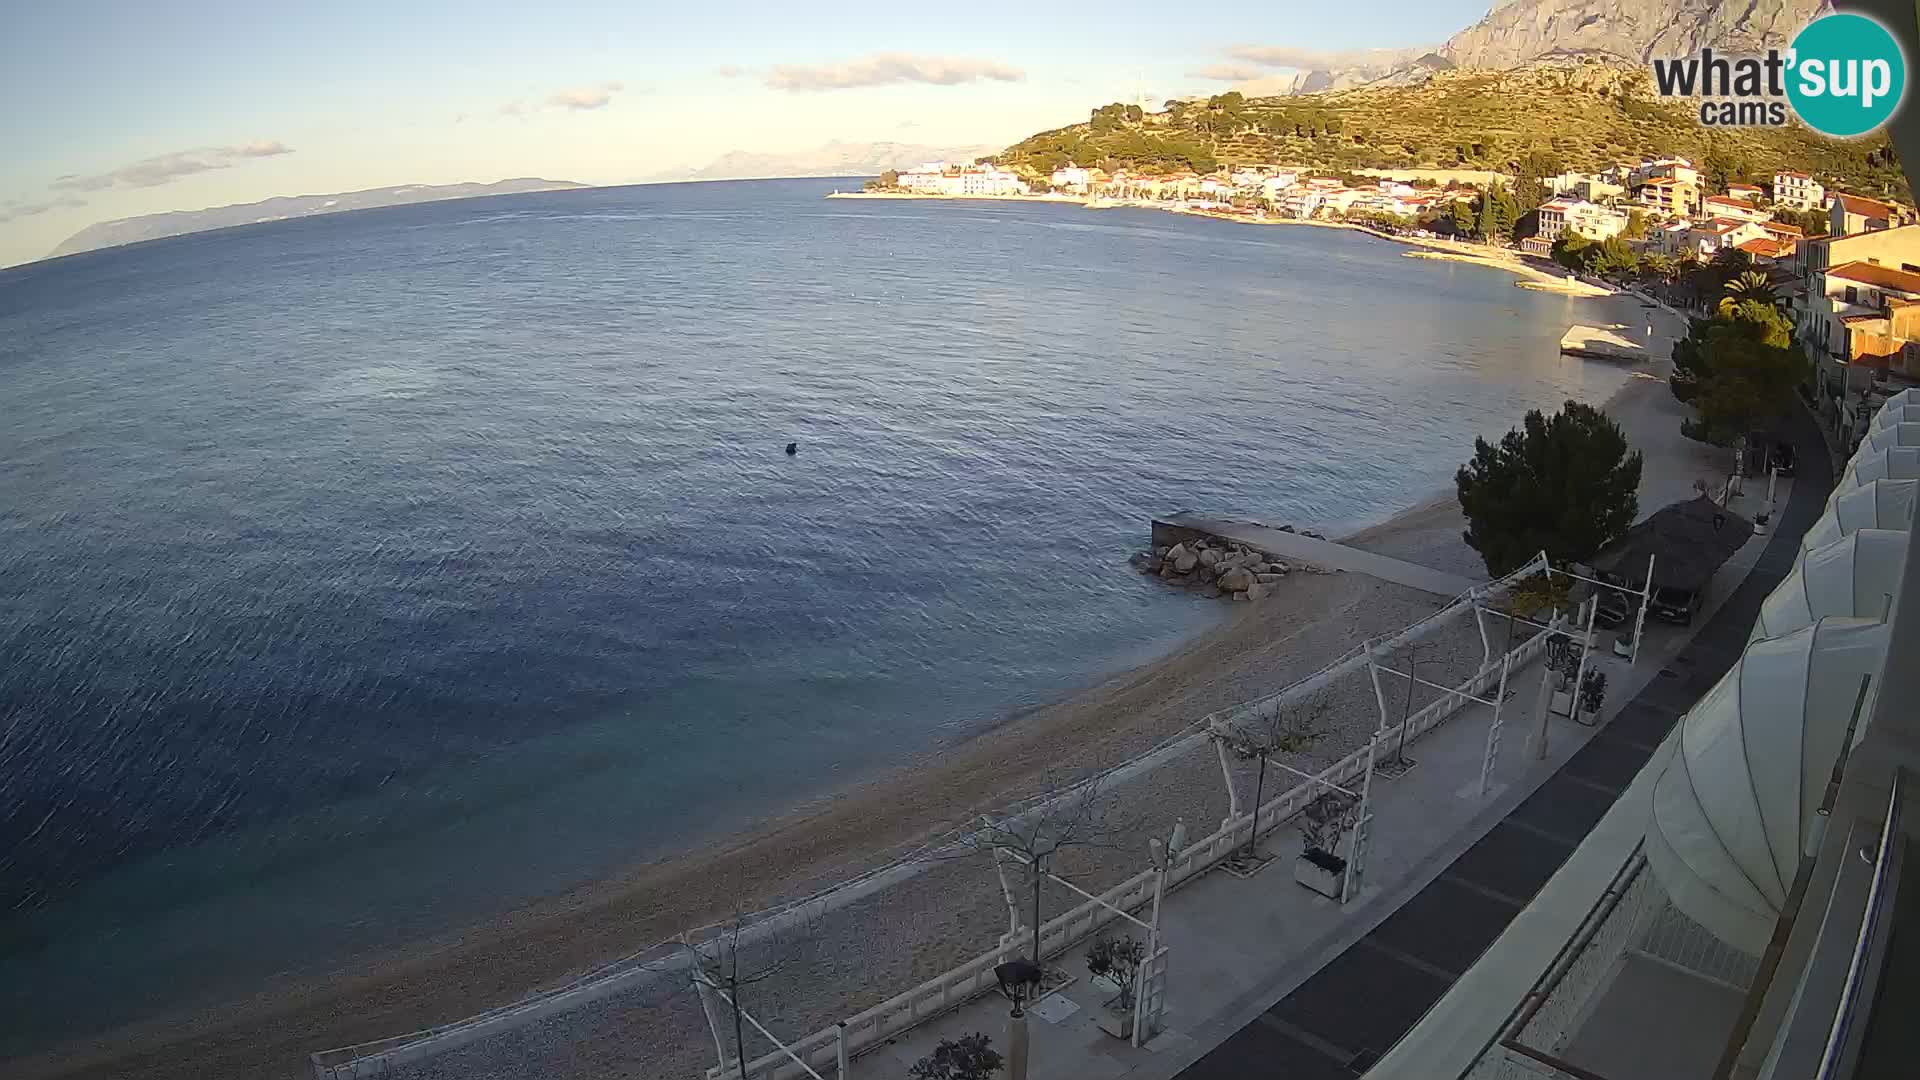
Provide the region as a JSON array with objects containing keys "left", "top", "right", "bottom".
[{"left": 1144, "top": 512, "right": 1480, "bottom": 599}]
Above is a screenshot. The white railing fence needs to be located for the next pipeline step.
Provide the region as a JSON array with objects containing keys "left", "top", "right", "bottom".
[
  {"left": 714, "top": 631, "right": 1555, "bottom": 1080},
  {"left": 315, "top": 558, "right": 1557, "bottom": 1080}
]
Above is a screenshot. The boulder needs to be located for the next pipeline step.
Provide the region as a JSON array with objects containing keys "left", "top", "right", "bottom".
[
  {"left": 1169, "top": 544, "right": 1197, "bottom": 573},
  {"left": 1153, "top": 546, "right": 1169, "bottom": 558},
  {"left": 1279, "top": 524, "right": 1297, "bottom": 533},
  {"left": 1247, "top": 581, "right": 1269, "bottom": 601},
  {"left": 1218, "top": 566, "right": 1255, "bottom": 592},
  {"left": 1159, "top": 564, "right": 1178, "bottom": 580},
  {"left": 1199, "top": 585, "right": 1223, "bottom": 599},
  {"left": 1256, "top": 572, "right": 1285, "bottom": 585},
  {"left": 1198, "top": 548, "right": 1221, "bottom": 568},
  {"left": 1270, "top": 562, "right": 1291, "bottom": 574},
  {"left": 1233, "top": 591, "right": 1251, "bottom": 601}
]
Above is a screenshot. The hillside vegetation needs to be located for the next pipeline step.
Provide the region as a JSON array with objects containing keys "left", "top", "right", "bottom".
[{"left": 999, "top": 63, "right": 1906, "bottom": 196}]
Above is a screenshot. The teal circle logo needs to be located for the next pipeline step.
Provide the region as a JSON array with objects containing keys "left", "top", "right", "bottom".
[{"left": 1787, "top": 13, "right": 1906, "bottom": 137}]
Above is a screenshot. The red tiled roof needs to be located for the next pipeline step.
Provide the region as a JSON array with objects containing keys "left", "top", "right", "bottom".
[
  {"left": 1764, "top": 221, "right": 1805, "bottom": 237},
  {"left": 1834, "top": 192, "right": 1896, "bottom": 218},
  {"left": 1827, "top": 260, "right": 1920, "bottom": 293},
  {"left": 1737, "top": 238, "right": 1793, "bottom": 259},
  {"left": 1777, "top": 170, "right": 1812, "bottom": 180},
  {"left": 1705, "top": 195, "right": 1757, "bottom": 209}
]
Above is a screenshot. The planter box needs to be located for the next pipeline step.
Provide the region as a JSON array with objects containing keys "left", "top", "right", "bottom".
[
  {"left": 1613, "top": 635, "right": 1633, "bottom": 659},
  {"left": 1095, "top": 1002, "right": 1135, "bottom": 1039},
  {"left": 1295, "top": 849, "right": 1347, "bottom": 899}
]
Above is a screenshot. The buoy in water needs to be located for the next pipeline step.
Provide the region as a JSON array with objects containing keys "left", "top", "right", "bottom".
[{"left": 785, "top": 442, "right": 798, "bottom": 455}]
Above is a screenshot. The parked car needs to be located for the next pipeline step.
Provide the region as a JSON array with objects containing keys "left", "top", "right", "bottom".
[{"left": 1649, "top": 585, "right": 1699, "bottom": 624}]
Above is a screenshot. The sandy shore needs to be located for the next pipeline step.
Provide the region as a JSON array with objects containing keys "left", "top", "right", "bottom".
[
  {"left": 12, "top": 286, "right": 1691, "bottom": 1080},
  {"left": 826, "top": 190, "right": 1610, "bottom": 297}
]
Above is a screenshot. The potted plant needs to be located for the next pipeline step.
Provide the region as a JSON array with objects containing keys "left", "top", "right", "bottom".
[
  {"left": 1294, "top": 791, "right": 1358, "bottom": 899},
  {"left": 1580, "top": 669, "right": 1608, "bottom": 718},
  {"left": 1085, "top": 935, "right": 1149, "bottom": 1039},
  {"left": 910, "top": 1033, "right": 1003, "bottom": 1080},
  {"left": 1546, "top": 633, "right": 1581, "bottom": 718}
]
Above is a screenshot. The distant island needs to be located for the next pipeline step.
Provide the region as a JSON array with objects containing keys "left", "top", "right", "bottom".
[{"left": 48, "top": 178, "right": 589, "bottom": 260}]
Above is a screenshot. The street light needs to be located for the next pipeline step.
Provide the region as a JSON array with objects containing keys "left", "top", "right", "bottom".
[{"left": 994, "top": 959, "right": 1043, "bottom": 1080}]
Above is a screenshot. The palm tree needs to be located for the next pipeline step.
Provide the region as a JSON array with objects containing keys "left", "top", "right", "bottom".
[{"left": 1724, "top": 269, "right": 1776, "bottom": 305}]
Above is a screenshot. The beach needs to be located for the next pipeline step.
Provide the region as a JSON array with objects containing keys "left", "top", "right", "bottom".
[
  {"left": 827, "top": 189, "right": 1614, "bottom": 296},
  {"left": 8, "top": 281, "right": 1703, "bottom": 1080}
]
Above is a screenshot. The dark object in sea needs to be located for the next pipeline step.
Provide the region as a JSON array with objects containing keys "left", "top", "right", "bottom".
[{"left": 785, "top": 442, "right": 798, "bottom": 455}]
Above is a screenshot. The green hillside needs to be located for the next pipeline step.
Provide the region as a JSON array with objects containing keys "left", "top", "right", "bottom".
[{"left": 998, "top": 63, "right": 1907, "bottom": 198}]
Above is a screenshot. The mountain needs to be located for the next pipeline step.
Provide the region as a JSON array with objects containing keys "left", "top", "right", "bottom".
[
  {"left": 1292, "top": 0, "right": 1823, "bottom": 93},
  {"left": 653, "top": 140, "right": 999, "bottom": 182},
  {"left": 48, "top": 178, "right": 588, "bottom": 259},
  {"left": 999, "top": 63, "right": 1905, "bottom": 195},
  {"left": 1438, "top": 0, "right": 1822, "bottom": 69}
]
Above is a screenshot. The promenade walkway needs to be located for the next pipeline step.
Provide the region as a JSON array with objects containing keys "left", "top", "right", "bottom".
[
  {"left": 868, "top": 414, "right": 1818, "bottom": 1080},
  {"left": 1153, "top": 513, "right": 1481, "bottom": 599}
]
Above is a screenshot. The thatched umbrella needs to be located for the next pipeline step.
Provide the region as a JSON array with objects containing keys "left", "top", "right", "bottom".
[{"left": 1594, "top": 495, "right": 1754, "bottom": 592}]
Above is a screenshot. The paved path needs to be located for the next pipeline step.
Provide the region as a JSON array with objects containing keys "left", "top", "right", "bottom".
[
  {"left": 1154, "top": 513, "right": 1481, "bottom": 599},
  {"left": 1167, "top": 405, "right": 1829, "bottom": 1080}
]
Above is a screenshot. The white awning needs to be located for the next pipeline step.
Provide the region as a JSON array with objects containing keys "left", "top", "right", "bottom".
[
  {"left": 1800, "top": 479, "right": 1919, "bottom": 556},
  {"left": 1837, "top": 446, "right": 1920, "bottom": 492},
  {"left": 1871, "top": 403, "right": 1920, "bottom": 430},
  {"left": 1752, "top": 530, "right": 1909, "bottom": 641},
  {"left": 1861, "top": 422, "right": 1920, "bottom": 453},
  {"left": 1645, "top": 618, "right": 1890, "bottom": 953}
]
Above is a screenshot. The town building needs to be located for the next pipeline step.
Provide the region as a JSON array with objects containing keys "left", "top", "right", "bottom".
[
  {"left": 1773, "top": 169, "right": 1826, "bottom": 209},
  {"left": 1275, "top": 187, "right": 1325, "bottom": 219},
  {"left": 1735, "top": 236, "right": 1794, "bottom": 265},
  {"left": 896, "top": 164, "right": 1030, "bottom": 197},
  {"left": 1802, "top": 260, "right": 1920, "bottom": 377},
  {"left": 1629, "top": 157, "right": 1699, "bottom": 188},
  {"left": 1548, "top": 171, "right": 1625, "bottom": 203},
  {"left": 1727, "top": 182, "right": 1762, "bottom": 202},
  {"left": 1793, "top": 223, "right": 1920, "bottom": 339},
  {"left": 1659, "top": 217, "right": 1768, "bottom": 259},
  {"left": 1701, "top": 194, "right": 1769, "bottom": 224},
  {"left": 1831, "top": 192, "right": 1906, "bottom": 236},
  {"left": 1534, "top": 198, "right": 1630, "bottom": 244},
  {"left": 1048, "top": 165, "right": 1094, "bottom": 192},
  {"left": 1761, "top": 219, "right": 1804, "bottom": 246},
  {"left": 1638, "top": 177, "right": 1701, "bottom": 217}
]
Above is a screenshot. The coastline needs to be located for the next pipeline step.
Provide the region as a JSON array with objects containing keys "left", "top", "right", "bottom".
[
  {"left": 12, "top": 269, "right": 1680, "bottom": 1080},
  {"left": 826, "top": 189, "right": 1611, "bottom": 297}
]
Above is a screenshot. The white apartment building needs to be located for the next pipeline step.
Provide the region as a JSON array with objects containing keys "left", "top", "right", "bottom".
[
  {"left": 1535, "top": 198, "right": 1630, "bottom": 243},
  {"left": 1774, "top": 169, "right": 1827, "bottom": 210}
]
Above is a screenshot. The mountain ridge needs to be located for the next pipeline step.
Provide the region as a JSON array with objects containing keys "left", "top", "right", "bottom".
[
  {"left": 649, "top": 140, "right": 999, "bottom": 182},
  {"left": 48, "top": 178, "right": 588, "bottom": 260}
]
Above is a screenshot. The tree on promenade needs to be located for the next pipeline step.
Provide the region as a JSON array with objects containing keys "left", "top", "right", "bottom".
[{"left": 1456, "top": 401, "right": 1644, "bottom": 576}]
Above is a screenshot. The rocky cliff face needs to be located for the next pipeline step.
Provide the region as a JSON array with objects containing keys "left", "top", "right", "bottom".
[
  {"left": 1438, "top": 0, "right": 1825, "bottom": 68},
  {"left": 1279, "top": 0, "right": 1825, "bottom": 94}
]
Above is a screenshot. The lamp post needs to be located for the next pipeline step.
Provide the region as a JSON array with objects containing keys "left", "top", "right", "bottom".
[{"left": 995, "top": 960, "right": 1042, "bottom": 1080}]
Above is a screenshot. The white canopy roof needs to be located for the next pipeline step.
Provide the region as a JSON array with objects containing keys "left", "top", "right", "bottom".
[
  {"left": 1752, "top": 530, "right": 1910, "bottom": 642},
  {"left": 1861, "top": 422, "right": 1920, "bottom": 452},
  {"left": 1837, "top": 446, "right": 1920, "bottom": 492},
  {"left": 1800, "top": 479, "right": 1919, "bottom": 556},
  {"left": 1646, "top": 618, "right": 1891, "bottom": 953},
  {"left": 1871, "top": 403, "right": 1920, "bottom": 430}
]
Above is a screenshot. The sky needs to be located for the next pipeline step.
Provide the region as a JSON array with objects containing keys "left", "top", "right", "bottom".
[{"left": 0, "top": 0, "right": 1491, "bottom": 267}]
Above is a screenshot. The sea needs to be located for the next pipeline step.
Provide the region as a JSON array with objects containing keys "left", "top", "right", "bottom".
[{"left": 0, "top": 178, "right": 1630, "bottom": 1052}]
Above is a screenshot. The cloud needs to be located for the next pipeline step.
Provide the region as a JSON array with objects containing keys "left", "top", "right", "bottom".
[
  {"left": 765, "top": 53, "right": 1025, "bottom": 92},
  {"left": 715, "top": 64, "right": 747, "bottom": 78},
  {"left": 1224, "top": 44, "right": 1427, "bottom": 72},
  {"left": 0, "top": 195, "right": 88, "bottom": 222},
  {"left": 48, "top": 142, "right": 292, "bottom": 193},
  {"left": 1190, "top": 63, "right": 1268, "bottom": 82},
  {"left": 545, "top": 81, "right": 623, "bottom": 110}
]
